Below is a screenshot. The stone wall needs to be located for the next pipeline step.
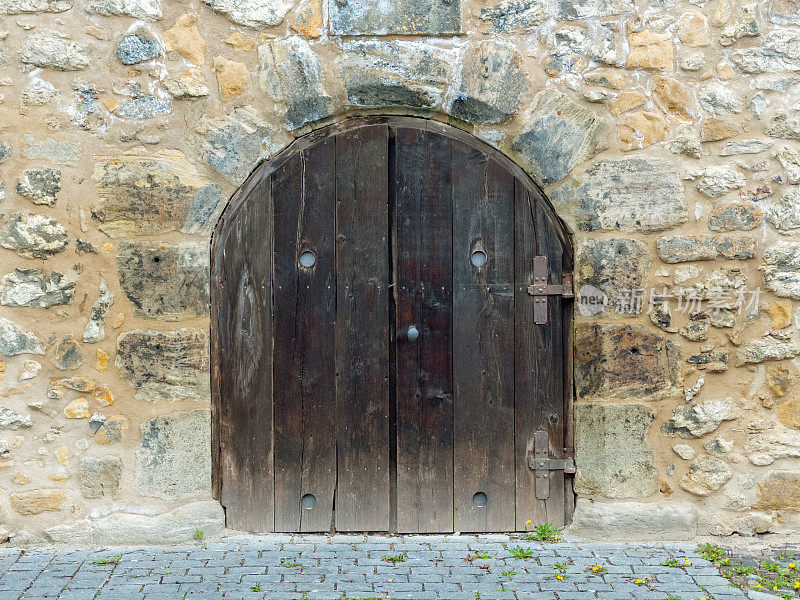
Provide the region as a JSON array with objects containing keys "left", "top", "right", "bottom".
[{"left": 0, "top": 0, "right": 797, "bottom": 542}]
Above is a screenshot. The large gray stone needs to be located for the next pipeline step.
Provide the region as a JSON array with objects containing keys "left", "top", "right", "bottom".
[
  {"left": 331, "top": 0, "right": 460, "bottom": 35},
  {"left": 0, "top": 318, "right": 44, "bottom": 356},
  {"left": 20, "top": 30, "right": 89, "bottom": 71},
  {"left": 568, "top": 499, "right": 698, "bottom": 540},
  {"left": 55, "top": 335, "right": 84, "bottom": 370},
  {"left": 574, "top": 403, "right": 658, "bottom": 499},
  {"left": 576, "top": 322, "right": 681, "bottom": 401},
  {"left": 80, "top": 456, "right": 122, "bottom": 499},
  {"left": 550, "top": 157, "right": 688, "bottom": 232},
  {"left": 115, "top": 328, "right": 209, "bottom": 402},
  {"left": 697, "top": 82, "right": 743, "bottom": 115},
  {"left": 746, "top": 426, "right": 800, "bottom": 466},
  {"left": 116, "top": 32, "right": 161, "bottom": 65},
  {"left": 0, "top": 268, "right": 75, "bottom": 308},
  {"left": 113, "top": 96, "right": 171, "bottom": 120},
  {"left": 480, "top": 0, "right": 547, "bottom": 32},
  {"left": 512, "top": 88, "right": 609, "bottom": 185},
  {"left": 0, "top": 407, "right": 31, "bottom": 429},
  {"left": 338, "top": 40, "right": 454, "bottom": 110},
  {"left": 192, "top": 106, "right": 275, "bottom": 183},
  {"left": 136, "top": 409, "right": 210, "bottom": 500},
  {"left": 16, "top": 169, "right": 61, "bottom": 206},
  {"left": 664, "top": 398, "right": 736, "bottom": 438},
  {"left": 762, "top": 241, "right": 800, "bottom": 298},
  {"left": 202, "top": 0, "right": 290, "bottom": 26},
  {"left": 731, "top": 30, "right": 800, "bottom": 74},
  {"left": 449, "top": 40, "right": 526, "bottom": 124},
  {"left": 694, "top": 165, "right": 746, "bottom": 198},
  {"left": 0, "top": 214, "right": 68, "bottom": 259},
  {"left": 575, "top": 238, "right": 650, "bottom": 316},
  {"left": 0, "top": 0, "right": 70, "bottom": 12},
  {"left": 45, "top": 500, "right": 224, "bottom": 544},
  {"left": 258, "top": 37, "right": 333, "bottom": 129},
  {"left": 117, "top": 242, "right": 209, "bottom": 320},
  {"left": 557, "top": 0, "right": 634, "bottom": 18},
  {"left": 182, "top": 184, "right": 223, "bottom": 235},
  {"left": 657, "top": 235, "right": 718, "bottom": 263},
  {"left": 92, "top": 150, "right": 208, "bottom": 237},
  {"left": 84, "top": 0, "right": 161, "bottom": 19}
]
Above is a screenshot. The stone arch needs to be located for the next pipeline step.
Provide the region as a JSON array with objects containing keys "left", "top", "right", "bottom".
[{"left": 210, "top": 115, "right": 574, "bottom": 532}]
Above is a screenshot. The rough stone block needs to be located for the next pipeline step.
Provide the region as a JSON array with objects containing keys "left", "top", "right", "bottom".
[
  {"left": 80, "top": 456, "right": 122, "bottom": 499},
  {"left": 136, "top": 409, "right": 210, "bottom": 500},
  {"left": 0, "top": 0, "right": 71, "bottom": 13},
  {"left": 575, "top": 322, "right": 681, "bottom": 401},
  {"left": 10, "top": 489, "right": 65, "bottom": 515},
  {"left": 84, "top": 0, "right": 161, "bottom": 19},
  {"left": 16, "top": 168, "right": 61, "bottom": 206},
  {"left": 657, "top": 235, "right": 718, "bottom": 263},
  {"left": 575, "top": 238, "right": 650, "bottom": 316},
  {"left": 115, "top": 328, "right": 209, "bottom": 402},
  {"left": 0, "top": 214, "right": 68, "bottom": 259},
  {"left": 116, "top": 242, "right": 209, "bottom": 320},
  {"left": 480, "top": 0, "right": 547, "bottom": 32},
  {"left": 0, "top": 268, "right": 75, "bottom": 308},
  {"left": 0, "top": 318, "right": 44, "bottom": 356},
  {"left": 92, "top": 150, "right": 215, "bottom": 237},
  {"left": 202, "top": 0, "right": 291, "bottom": 27},
  {"left": 755, "top": 471, "right": 800, "bottom": 509},
  {"left": 708, "top": 202, "right": 762, "bottom": 231},
  {"left": 663, "top": 398, "right": 736, "bottom": 438},
  {"left": 568, "top": 499, "right": 698, "bottom": 540},
  {"left": 763, "top": 241, "right": 800, "bottom": 298},
  {"left": 574, "top": 403, "right": 658, "bottom": 499},
  {"left": 550, "top": 157, "right": 687, "bottom": 232},
  {"left": 258, "top": 37, "right": 332, "bottom": 129},
  {"left": 45, "top": 500, "right": 224, "bottom": 544},
  {"left": 331, "top": 0, "right": 460, "bottom": 35},
  {"left": 20, "top": 30, "right": 89, "bottom": 71},
  {"left": 512, "top": 88, "right": 609, "bottom": 185},
  {"left": 338, "top": 40, "right": 454, "bottom": 110},
  {"left": 449, "top": 40, "right": 525, "bottom": 124}
]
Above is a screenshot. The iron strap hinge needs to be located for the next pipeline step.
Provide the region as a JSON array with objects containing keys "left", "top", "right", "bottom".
[
  {"left": 527, "top": 256, "right": 574, "bottom": 325},
  {"left": 529, "top": 431, "right": 576, "bottom": 500}
]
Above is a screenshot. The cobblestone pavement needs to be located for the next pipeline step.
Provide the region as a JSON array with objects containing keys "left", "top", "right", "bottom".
[{"left": 0, "top": 535, "right": 752, "bottom": 600}]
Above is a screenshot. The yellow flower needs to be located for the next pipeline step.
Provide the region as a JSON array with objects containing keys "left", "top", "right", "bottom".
[
  {"left": 556, "top": 575, "right": 563, "bottom": 581},
  {"left": 791, "top": 563, "right": 797, "bottom": 569},
  {"left": 684, "top": 558, "right": 691, "bottom": 565},
  {"left": 756, "top": 584, "right": 762, "bottom": 589},
  {"left": 525, "top": 519, "right": 532, "bottom": 525},
  {"left": 554, "top": 536, "right": 560, "bottom": 540},
  {"left": 635, "top": 579, "right": 643, "bottom": 584},
  {"left": 795, "top": 581, "right": 799, "bottom": 589}
]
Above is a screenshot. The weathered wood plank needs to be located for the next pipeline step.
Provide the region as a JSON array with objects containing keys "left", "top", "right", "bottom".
[
  {"left": 213, "top": 179, "right": 274, "bottom": 533},
  {"left": 335, "top": 124, "right": 391, "bottom": 531},
  {"left": 453, "top": 150, "right": 516, "bottom": 533},
  {"left": 394, "top": 126, "right": 454, "bottom": 533},
  {"left": 272, "top": 137, "right": 337, "bottom": 532}
]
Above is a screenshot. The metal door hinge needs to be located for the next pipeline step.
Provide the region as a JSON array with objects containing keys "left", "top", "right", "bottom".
[
  {"left": 527, "top": 256, "right": 574, "bottom": 325},
  {"left": 529, "top": 431, "right": 576, "bottom": 500}
]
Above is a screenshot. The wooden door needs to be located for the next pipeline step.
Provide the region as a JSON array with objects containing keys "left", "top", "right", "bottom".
[{"left": 211, "top": 117, "right": 573, "bottom": 534}]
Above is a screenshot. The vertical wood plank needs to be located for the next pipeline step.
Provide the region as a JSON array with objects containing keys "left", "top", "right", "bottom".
[
  {"left": 453, "top": 150, "right": 516, "bottom": 533},
  {"left": 272, "top": 138, "right": 337, "bottom": 532},
  {"left": 213, "top": 180, "right": 274, "bottom": 532},
  {"left": 394, "top": 127, "right": 454, "bottom": 533},
  {"left": 514, "top": 184, "right": 566, "bottom": 529},
  {"left": 335, "top": 125, "right": 391, "bottom": 531}
]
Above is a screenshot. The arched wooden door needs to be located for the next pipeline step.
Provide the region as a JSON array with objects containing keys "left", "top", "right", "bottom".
[{"left": 211, "top": 117, "right": 573, "bottom": 534}]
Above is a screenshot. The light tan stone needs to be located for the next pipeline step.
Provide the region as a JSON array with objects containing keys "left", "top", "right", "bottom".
[
  {"left": 164, "top": 14, "right": 206, "bottom": 66},
  {"left": 768, "top": 366, "right": 792, "bottom": 397},
  {"left": 96, "top": 349, "right": 108, "bottom": 373},
  {"left": 768, "top": 301, "right": 793, "bottom": 329},
  {"left": 56, "top": 446, "right": 68, "bottom": 465},
  {"left": 584, "top": 68, "right": 633, "bottom": 89},
  {"left": 677, "top": 12, "right": 710, "bottom": 46},
  {"left": 779, "top": 398, "right": 800, "bottom": 429},
  {"left": 289, "top": 0, "right": 323, "bottom": 38},
  {"left": 224, "top": 32, "right": 255, "bottom": 52},
  {"left": 756, "top": 471, "right": 800, "bottom": 509},
  {"left": 701, "top": 118, "right": 739, "bottom": 142},
  {"left": 64, "top": 398, "right": 90, "bottom": 419},
  {"left": 626, "top": 29, "right": 674, "bottom": 71},
  {"left": 13, "top": 472, "right": 29, "bottom": 485},
  {"left": 717, "top": 61, "right": 736, "bottom": 80},
  {"left": 651, "top": 75, "right": 696, "bottom": 121},
  {"left": 93, "top": 385, "right": 114, "bottom": 407},
  {"left": 10, "top": 489, "right": 65, "bottom": 515},
  {"left": 617, "top": 111, "right": 667, "bottom": 151},
  {"left": 162, "top": 68, "right": 209, "bottom": 99},
  {"left": 212, "top": 56, "right": 249, "bottom": 101},
  {"left": 609, "top": 90, "right": 646, "bottom": 116}
]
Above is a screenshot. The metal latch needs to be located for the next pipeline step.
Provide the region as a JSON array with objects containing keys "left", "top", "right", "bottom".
[
  {"left": 527, "top": 256, "right": 574, "bottom": 325},
  {"left": 529, "top": 431, "right": 576, "bottom": 500}
]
